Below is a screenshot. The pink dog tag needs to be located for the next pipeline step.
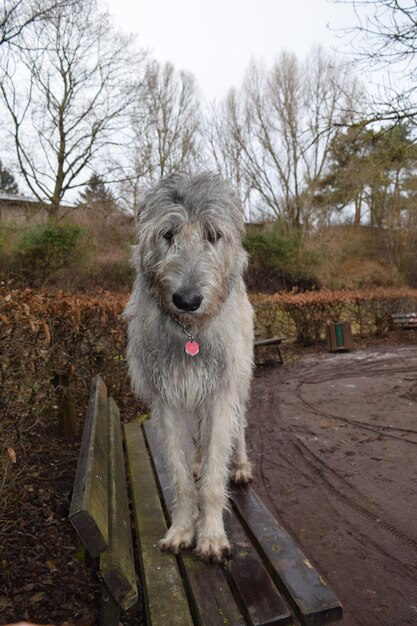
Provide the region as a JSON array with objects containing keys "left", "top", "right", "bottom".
[{"left": 185, "top": 340, "right": 199, "bottom": 356}]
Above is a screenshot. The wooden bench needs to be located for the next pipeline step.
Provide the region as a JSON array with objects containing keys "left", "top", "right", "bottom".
[
  {"left": 254, "top": 337, "right": 285, "bottom": 364},
  {"left": 391, "top": 313, "right": 417, "bottom": 330},
  {"left": 70, "top": 375, "right": 343, "bottom": 625}
]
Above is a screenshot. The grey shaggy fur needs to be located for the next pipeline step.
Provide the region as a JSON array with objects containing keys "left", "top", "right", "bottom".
[{"left": 124, "top": 172, "right": 254, "bottom": 563}]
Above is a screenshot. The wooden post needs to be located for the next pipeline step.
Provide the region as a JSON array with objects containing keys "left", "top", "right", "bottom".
[{"left": 52, "top": 371, "right": 77, "bottom": 441}]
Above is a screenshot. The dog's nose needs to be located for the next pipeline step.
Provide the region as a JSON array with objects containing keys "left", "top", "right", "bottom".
[{"left": 172, "top": 292, "right": 203, "bottom": 312}]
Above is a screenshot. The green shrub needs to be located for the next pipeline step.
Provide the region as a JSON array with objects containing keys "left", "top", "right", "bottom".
[
  {"left": 0, "top": 226, "right": 21, "bottom": 278},
  {"left": 16, "top": 222, "right": 85, "bottom": 285},
  {"left": 244, "top": 222, "right": 320, "bottom": 292}
]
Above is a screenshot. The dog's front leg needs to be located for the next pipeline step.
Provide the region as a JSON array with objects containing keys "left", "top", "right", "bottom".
[
  {"left": 157, "top": 404, "right": 198, "bottom": 554},
  {"left": 196, "top": 395, "right": 238, "bottom": 563},
  {"left": 231, "top": 413, "right": 253, "bottom": 486}
]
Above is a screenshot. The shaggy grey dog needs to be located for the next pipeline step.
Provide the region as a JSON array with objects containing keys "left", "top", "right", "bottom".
[{"left": 124, "top": 172, "right": 254, "bottom": 563}]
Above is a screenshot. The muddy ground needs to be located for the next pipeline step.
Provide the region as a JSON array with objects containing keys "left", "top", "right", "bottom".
[{"left": 249, "top": 345, "right": 417, "bottom": 626}]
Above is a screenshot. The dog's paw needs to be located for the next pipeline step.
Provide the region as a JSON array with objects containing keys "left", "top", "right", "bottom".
[
  {"left": 231, "top": 462, "right": 253, "bottom": 486},
  {"left": 159, "top": 527, "right": 194, "bottom": 554},
  {"left": 196, "top": 535, "right": 232, "bottom": 564}
]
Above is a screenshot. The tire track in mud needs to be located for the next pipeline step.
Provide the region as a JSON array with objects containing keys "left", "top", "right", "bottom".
[
  {"left": 262, "top": 433, "right": 417, "bottom": 585},
  {"left": 249, "top": 387, "right": 284, "bottom": 519},
  {"left": 249, "top": 380, "right": 349, "bottom": 537},
  {"left": 291, "top": 436, "right": 417, "bottom": 561},
  {"left": 265, "top": 438, "right": 417, "bottom": 583},
  {"left": 294, "top": 366, "right": 417, "bottom": 445},
  {"left": 291, "top": 350, "right": 415, "bottom": 387},
  {"left": 293, "top": 382, "right": 417, "bottom": 445},
  {"left": 249, "top": 348, "right": 417, "bottom": 625}
]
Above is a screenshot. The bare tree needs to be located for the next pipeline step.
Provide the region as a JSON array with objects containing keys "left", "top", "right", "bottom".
[
  {"left": 335, "top": 0, "right": 417, "bottom": 123},
  {"left": 209, "top": 47, "right": 361, "bottom": 228},
  {"left": 0, "top": 0, "right": 79, "bottom": 46},
  {"left": 117, "top": 60, "right": 201, "bottom": 213},
  {"left": 0, "top": 0, "right": 145, "bottom": 218},
  {"left": 205, "top": 91, "right": 252, "bottom": 216}
]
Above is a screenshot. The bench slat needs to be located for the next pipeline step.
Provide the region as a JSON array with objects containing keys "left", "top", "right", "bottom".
[
  {"left": 225, "top": 514, "right": 292, "bottom": 626},
  {"left": 100, "top": 398, "right": 138, "bottom": 610},
  {"left": 254, "top": 338, "right": 284, "bottom": 347},
  {"left": 99, "top": 587, "right": 120, "bottom": 626},
  {"left": 143, "top": 419, "right": 247, "bottom": 626},
  {"left": 392, "top": 320, "right": 417, "bottom": 328},
  {"left": 69, "top": 375, "right": 109, "bottom": 557},
  {"left": 391, "top": 313, "right": 417, "bottom": 329},
  {"left": 231, "top": 486, "right": 343, "bottom": 626},
  {"left": 124, "top": 422, "right": 194, "bottom": 626},
  {"left": 254, "top": 338, "right": 285, "bottom": 364}
]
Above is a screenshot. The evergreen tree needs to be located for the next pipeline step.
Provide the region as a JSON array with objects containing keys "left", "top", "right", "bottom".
[
  {"left": 78, "top": 173, "right": 116, "bottom": 210},
  {"left": 315, "top": 123, "right": 417, "bottom": 227},
  {"left": 0, "top": 159, "right": 19, "bottom": 194}
]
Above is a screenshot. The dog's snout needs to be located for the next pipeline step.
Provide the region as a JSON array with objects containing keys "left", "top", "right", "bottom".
[{"left": 173, "top": 292, "right": 203, "bottom": 312}]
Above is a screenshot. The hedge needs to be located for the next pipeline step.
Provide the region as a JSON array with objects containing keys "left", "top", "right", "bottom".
[{"left": 252, "top": 288, "right": 417, "bottom": 344}]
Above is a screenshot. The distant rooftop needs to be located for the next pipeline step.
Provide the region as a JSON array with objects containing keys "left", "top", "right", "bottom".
[
  {"left": 0, "top": 192, "right": 74, "bottom": 208},
  {"left": 0, "top": 192, "right": 41, "bottom": 204}
]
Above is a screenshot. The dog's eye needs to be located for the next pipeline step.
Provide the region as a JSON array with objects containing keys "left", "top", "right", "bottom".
[
  {"left": 207, "top": 231, "right": 221, "bottom": 245},
  {"left": 163, "top": 231, "right": 174, "bottom": 244}
]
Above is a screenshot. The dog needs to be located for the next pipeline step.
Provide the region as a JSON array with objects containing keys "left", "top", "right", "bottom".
[{"left": 124, "top": 172, "right": 254, "bottom": 563}]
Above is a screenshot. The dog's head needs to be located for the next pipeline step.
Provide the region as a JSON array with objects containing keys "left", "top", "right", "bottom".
[{"left": 135, "top": 172, "right": 248, "bottom": 325}]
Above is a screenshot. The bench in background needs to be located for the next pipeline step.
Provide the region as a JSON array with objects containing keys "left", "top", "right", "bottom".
[
  {"left": 70, "top": 375, "right": 343, "bottom": 625},
  {"left": 254, "top": 336, "right": 285, "bottom": 364},
  {"left": 391, "top": 313, "right": 417, "bottom": 330}
]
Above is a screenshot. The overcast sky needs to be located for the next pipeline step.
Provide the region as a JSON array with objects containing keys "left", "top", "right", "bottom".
[{"left": 104, "top": 0, "right": 359, "bottom": 101}]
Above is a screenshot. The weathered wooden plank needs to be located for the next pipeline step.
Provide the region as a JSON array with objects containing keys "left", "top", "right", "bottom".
[
  {"left": 392, "top": 313, "right": 417, "bottom": 329},
  {"left": 124, "top": 422, "right": 194, "bottom": 626},
  {"left": 100, "top": 398, "right": 138, "bottom": 610},
  {"left": 69, "top": 375, "right": 108, "bottom": 557},
  {"left": 143, "top": 419, "right": 246, "bottom": 626},
  {"left": 231, "top": 485, "right": 343, "bottom": 626},
  {"left": 254, "top": 338, "right": 285, "bottom": 364},
  {"left": 225, "top": 514, "right": 292, "bottom": 626},
  {"left": 254, "top": 338, "right": 284, "bottom": 347},
  {"left": 99, "top": 586, "right": 120, "bottom": 626}
]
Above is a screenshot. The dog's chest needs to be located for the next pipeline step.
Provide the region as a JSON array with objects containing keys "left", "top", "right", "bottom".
[{"left": 145, "top": 331, "right": 227, "bottom": 408}]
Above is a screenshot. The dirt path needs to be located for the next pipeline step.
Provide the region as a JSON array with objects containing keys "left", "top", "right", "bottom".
[{"left": 247, "top": 346, "right": 417, "bottom": 625}]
